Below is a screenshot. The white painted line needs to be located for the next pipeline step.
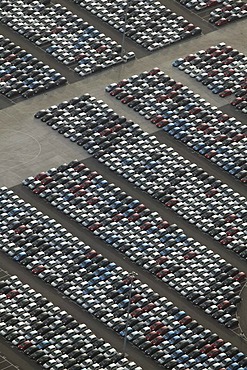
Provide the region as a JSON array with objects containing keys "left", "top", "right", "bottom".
[{"left": 1, "top": 364, "right": 13, "bottom": 370}]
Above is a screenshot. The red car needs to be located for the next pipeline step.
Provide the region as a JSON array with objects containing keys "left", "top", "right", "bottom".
[
  {"left": 32, "top": 265, "right": 46, "bottom": 275},
  {"left": 151, "top": 335, "right": 165, "bottom": 345},
  {"left": 100, "top": 128, "right": 112, "bottom": 136},
  {"left": 74, "top": 163, "right": 86, "bottom": 172},
  {"left": 220, "top": 236, "right": 233, "bottom": 245},
  {"left": 165, "top": 198, "right": 178, "bottom": 207},
  {"left": 51, "top": 26, "right": 63, "bottom": 34},
  {"left": 110, "top": 88, "right": 123, "bottom": 96},
  {"left": 204, "top": 127, "right": 215, "bottom": 135},
  {"left": 41, "top": 176, "right": 53, "bottom": 185},
  {"left": 75, "top": 189, "right": 87, "bottom": 197},
  {"left": 231, "top": 133, "right": 246, "bottom": 142},
  {"left": 156, "top": 119, "right": 169, "bottom": 128},
  {"left": 157, "top": 326, "right": 169, "bottom": 335},
  {"left": 224, "top": 69, "right": 235, "bottom": 77},
  {"left": 87, "top": 197, "right": 99, "bottom": 205},
  {"left": 34, "top": 172, "right": 47, "bottom": 181},
  {"left": 134, "top": 204, "right": 146, "bottom": 213},
  {"left": 211, "top": 338, "right": 224, "bottom": 348},
  {"left": 207, "top": 348, "right": 220, "bottom": 357},
  {"left": 6, "top": 290, "right": 19, "bottom": 299},
  {"left": 121, "top": 95, "right": 134, "bottom": 104},
  {"left": 146, "top": 331, "right": 159, "bottom": 341},
  {"left": 156, "top": 269, "right": 171, "bottom": 278},
  {"left": 155, "top": 256, "right": 168, "bottom": 265},
  {"left": 214, "top": 134, "right": 227, "bottom": 142},
  {"left": 150, "top": 321, "right": 164, "bottom": 331},
  {"left": 33, "top": 185, "right": 46, "bottom": 194},
  {"left": 112, "top": 213, "right": 124, "bottom": 222},
  {"left": 189, "top": 107, "right": 201, "bottom": 115},
  {"left": 226, "top": 227, "right": 239, "bottom": 236},
  {"left": 205, "top": 188, "right": 218, "bottom": 198},
  {"left": 218, "top": 113, "right": 229, "bottom": 122},
  {"left": 208, "top": 69, "right": 219, "bottom": 77},
  {"left": 151, "top": 115, "right": 164, "bottom": 124},
  {"left": 156, "top": 95, "right": 168, "bottom": 103},
  {"left": 197, "top": 123, "right": 209, "bottom": 131},
  {"left": 222, "top": 4, "right": 233, "bottom": 11},
  {"left": 206, "top": 46, "right": 217, "bottom": 54},
  {"left": 149, "top": 67, "right": 160, "bottom": 75},
  {"left": 14, "top": 225, "right": 27, "bottom": 234},
  {"left": 200, "top": 344, "right": 214, "bottom": 353},
  {"left": 80, "top": 180, "right": 92, "bottom": 189},
  {"left": 0, "top": 73, "right": 11, "bottom": 81},
  {"left": 233, "top": 272, "right": 246, "bottom": 282},
  {"left": 217, "top": 300, "right": 230, "bottom": 310},
  {"left": 172, "top": 82, "right": 183, "bottom": 91},
  {"left": 179, "top": 315, "right": 192, "bottom": 325},
  {"left": 74, "top": 53, "right": 87, "bottom": 61},
  {"left": 140, "top": 221, "right": 152, "bottom": 230},
  {"left": 142, "top": 303, "right": 156, "bottom": 312},
  {"left": 219, "top": 89, "right": 232, "bottom": 97},
  {"left": 183, "top": 251, "right": 197, "bottom": 260},
  {"left": 123, "top": 275, "right": 138, "bottom": 285},
  {"left": 117, "top": 79, "right": 128, "bottom": 87},
  {"left": 215, "top": 18, "right": 229, "bottom": 26},
  {"left": 131, "top": 308, "right": 143, "bottom": 317},
  {"left": 224, "top": 213, "right": 237, "bottom": 223},
  {"left": 168, "top": 91, "right": 178, "bottom": 98},
  {"left": 205, "top": 150, "right": 217, "bottom": 159},
  {"left": 5, "top": 53, "right": 17, "bottom": 62},
  {"left": 18, "top": 341, "right": 33, "bottom": 350},
  {"left": 87, "top": 171, "right": 98, "bottom": 179},
  {"left": 184, "top": 23, "right": 195, "bottom": 31},
  {"left": 240, "top": 175, "right": 247, "bottom": 183},
  {"left": 224, "top": 56, "right": 234, "bottom": 65},
  {"left": 96, "top": 45, "right": 108, "bottom": 53},
  {"left": 88, "top": 222, "right": 102, "bottom": 231},
  {"left": 85, "top": 250, "right": 98, "bottom": 259},
  {"left": 131, "top": 294, "right": 143, "bottom": 303},
  {"left": 128, "top": 213, "right": 140, "bottom": 222},
  {"left": 111, "top": 124, "right": 122, "bottom": 132},
  {"left": 157, "top": 220, "right": 170, "bottom": 229},
  {"left": 70, "top": 185, "right": 83, "bottom": 194},
  {"left": 184, "top": 54, "right": 196, "bottom": 62}
]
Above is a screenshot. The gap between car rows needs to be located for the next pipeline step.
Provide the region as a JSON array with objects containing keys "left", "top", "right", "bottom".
[{"left": 10, "top": 184, "right": 247, "bottom": 353}]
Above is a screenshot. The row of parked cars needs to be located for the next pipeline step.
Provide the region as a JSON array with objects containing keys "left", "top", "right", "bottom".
[
  {"left": 0, "top": 275, "right": 142, "bottom": 370},
  {"left": 74, "top": 0, "right": 201, "bottom": 51},
  {"left": 0, "top": 186, "right": 247, "bottom": 369},
  {"left": 0, "top": 34, "right": 66, "bottom": 98},
  {"left": 0, "top": 0, "right": 134, "bottom": 78},
  {"left": 105, "top": 65, "right": 247, "bottom": 181},
  {"left": 173, "top": 43, "right": 247, "bottom": 114},
  {"left": 177, "top": 0, "right": 246, "bottom": 21},
  {"left": 21, "top": 158, "right": 246, "bottom": 327},
  {"left": 209, "top": 1, "right": 247, "bottom": 26},
  {"left": 33, "top": 94, "right": 247, "bottom": 261}
]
